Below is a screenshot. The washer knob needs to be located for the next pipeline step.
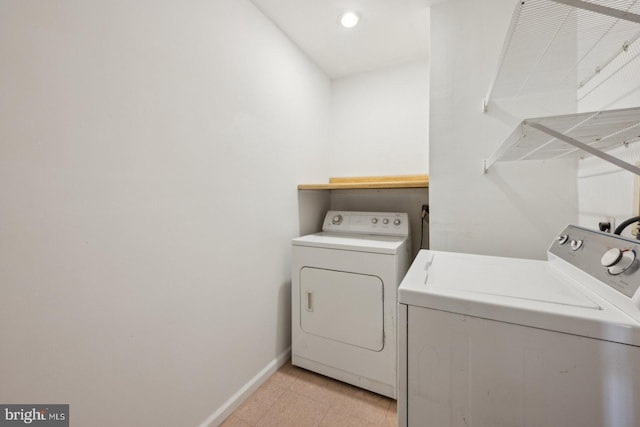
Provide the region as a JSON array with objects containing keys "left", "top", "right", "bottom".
[
  {"left": 332, "top": 214, "right": 343, "bottom": 225},
  {"left": 394, "top": 219, "right": 401, "bottom": 226},
  {"left": 371, "top": 218, "right": 378, "bottom": 224},
  {"left": 383, "top": 218, "right": 389, "bottom": 224},
  {"left": 557, "top": 234, "right": 569, "bottom": 245},
  {"left": 601, "top": 248, "right": 622, "bottom": 267},
  {"left": 602, "top": 248, "right": 636, "bottom": 275},
  {"left": 570, "top": 239, "right": 584, "bottom": 251}
]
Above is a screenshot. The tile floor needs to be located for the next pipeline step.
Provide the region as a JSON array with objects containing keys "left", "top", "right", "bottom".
[{"left": 221, "top": 360, "right": 397, "bottom": 427}]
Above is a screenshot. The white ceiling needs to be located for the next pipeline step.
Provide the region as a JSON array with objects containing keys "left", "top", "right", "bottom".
[{"left": 250, "top": 0, "right": 431, "bottom": 79}]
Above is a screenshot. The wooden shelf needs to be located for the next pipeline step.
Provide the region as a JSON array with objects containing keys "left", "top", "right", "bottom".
[{"left": 298, "top": 174, "right": 429, "bottom": 190}]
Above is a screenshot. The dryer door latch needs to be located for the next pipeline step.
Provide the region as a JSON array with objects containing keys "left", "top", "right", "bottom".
[{"left": 306, "top": 291, "right": 314, "bottom": 312}]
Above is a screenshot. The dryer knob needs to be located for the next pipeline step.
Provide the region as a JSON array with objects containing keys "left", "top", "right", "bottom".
[
  {"left": 383, "top": 219, "right": 389, "bottom": 224},
  {"left": 371, "top": 218, "right": 378, "bottom": 224},
  {"left": 394, "top": 219, "right": 401, "bottom": 226},
  {"left": 332, "top": 215, "right": 343, "bottom": 225}
]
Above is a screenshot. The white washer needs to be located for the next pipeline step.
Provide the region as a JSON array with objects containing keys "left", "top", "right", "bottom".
[
  {"left": 398, "top": 225, "right": 640, "bottom": 426},
  {"left": 292, "top": 210, "right": 410, "bottom": 398}
]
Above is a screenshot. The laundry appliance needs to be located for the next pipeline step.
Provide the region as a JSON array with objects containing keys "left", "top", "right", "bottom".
[
  {"left": 398, "top": 225, "right": 640, "bottom": 426},
  {"left": 292, "top": 210, "right": 410, "bottom": 398}
]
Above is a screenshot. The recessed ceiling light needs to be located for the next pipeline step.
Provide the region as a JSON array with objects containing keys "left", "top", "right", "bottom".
[{"left": 339, "top": 11, "right": 359, "bottom": 28}]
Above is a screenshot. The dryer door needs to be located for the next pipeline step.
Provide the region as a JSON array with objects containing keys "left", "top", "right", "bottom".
[{"left": 300, "top": 267, "right": 384, "bottom": 351}]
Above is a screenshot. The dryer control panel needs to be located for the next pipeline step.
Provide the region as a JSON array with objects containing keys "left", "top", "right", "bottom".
[{"left": 323, "top": 211, "right": 409, "bottom": 236}]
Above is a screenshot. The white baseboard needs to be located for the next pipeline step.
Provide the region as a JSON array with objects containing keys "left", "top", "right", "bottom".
[{"left": 198, "top": 347, "right": 291, "bottom": 427}]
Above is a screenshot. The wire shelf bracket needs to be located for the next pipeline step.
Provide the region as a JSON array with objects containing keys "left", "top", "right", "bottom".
[
  {"left": 551, "top": 0, "right": 640, "bottom": 24},
  {"left": 483, "top": 107, "right": 640, "bottom": 176}
]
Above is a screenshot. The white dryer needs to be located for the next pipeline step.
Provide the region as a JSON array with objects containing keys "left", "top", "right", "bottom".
[
  {"left": 398, "top": 225, "right": 640, "bottom": 426},
  {"left": 292, "top": 210, "right": 410, "bottom": 398}
]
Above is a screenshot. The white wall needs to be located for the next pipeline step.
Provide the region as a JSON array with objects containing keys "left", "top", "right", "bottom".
[
  {"left": 0, "top": 1, "right": 330, "bottom": 426},
  {"left": 429, "top": 0, "right": 578, "bottom": 259},
  {"left": 329, "top": 60, "right": 429, "bottom": 177},
  {"left": 577, "top": 35, "right": 640, "bottom": 238}
]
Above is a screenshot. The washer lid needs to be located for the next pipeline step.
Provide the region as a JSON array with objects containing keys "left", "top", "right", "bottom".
[
  {"left": 426, "top": 252, "right": 599, "bottom": 309},
  {"left": 398, "top": 250, "right": 640, "bottom": 346},
  {"left": 292, "top": 232, "right": 407, "bottom": 255}
]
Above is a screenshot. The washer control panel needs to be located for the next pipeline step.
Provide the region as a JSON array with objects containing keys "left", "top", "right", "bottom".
[
  {"left": 322, "top": 210, "right": 409, "bottom": 236},
  {"left": 549, "top": 225, "right": 640, "bottom": 298}
]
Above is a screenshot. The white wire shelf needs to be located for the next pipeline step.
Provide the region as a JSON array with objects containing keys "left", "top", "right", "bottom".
[
  {"left": 484, "top": 0, "right": 640, "bottom": 110},
  {"left": 484, "top": 107, "right": 640, "bottom": 175}
]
